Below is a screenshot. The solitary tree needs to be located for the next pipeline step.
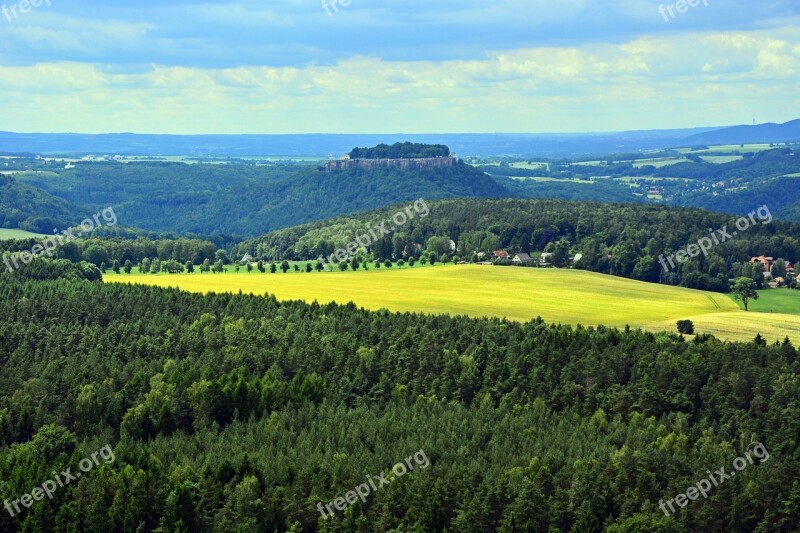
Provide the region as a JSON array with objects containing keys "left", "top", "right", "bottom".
[
  {"left": 270, "top": 262, "right": 277, "bottom": 274},
  {"left": 185, "top": 261, "right": 194, "bottom": 273},
  {"left": 124, "top": 259, "right": 133, "bottom": 274},
  {"left": 306, "top": 263, "right": 313, "bottom": 273},
  {"left": 201, "top": 259, "right": 211, "bottom": 273},
  {"left": 315, "top": 262, "right": 324, "bottom": 272},
  {"left": 281, "top": 260, "right": 290, "bottom": 273},
  {"left": 257, "top": 260, "right": 265, "bottom": 273},
  {"left": 246, "top": 262, "right": 253, "bottom": 273},
  {"left": 112, "top": 260, "right": 120, "bottom": 274},
  {"left": 732, "top": 277, "right": 759, "bottom": 311},
  {"left": 676, "top": 320, "right": 695, "bottom": 335}
]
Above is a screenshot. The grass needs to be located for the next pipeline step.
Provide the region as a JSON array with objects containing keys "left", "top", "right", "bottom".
[
  {"left": 631, "top": 157, "right": 686, "bottom": 168},
  {"left": 701, "top": 155, "right": 744, "bottom": 164},
  {"left": 0, "top": 229, "right": 45, "bottom": 240},
  {"left": 731, "top": 289, "right": 800, "bottom": 314},
  {"left": 106, "top": 264, "right": 800, "bottom": 344}
]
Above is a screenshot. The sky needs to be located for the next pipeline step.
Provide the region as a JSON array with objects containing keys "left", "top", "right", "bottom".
[{"left": 0, "top": 0, "right": 798, "bottom": 134}]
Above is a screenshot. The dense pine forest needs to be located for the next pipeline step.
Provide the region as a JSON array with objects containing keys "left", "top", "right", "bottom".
[{"left": 0, "top": 267, "right": 797, "bottom": 531}]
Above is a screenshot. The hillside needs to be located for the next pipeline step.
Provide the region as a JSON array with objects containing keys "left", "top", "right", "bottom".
[
  {"left": 0, "top": 174, "right": 85, "bottom": 233},
  {"left": 234, "top": 198, "right": 800, "bottom": 293},
  {"left": 14, "top": 158, "right": 511, "bottom": 236},
  {"left": 686, "top": 118, "right": 800, "bottom": 145}
]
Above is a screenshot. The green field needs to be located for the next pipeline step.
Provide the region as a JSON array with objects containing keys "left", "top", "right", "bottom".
[
  {"left": 700, "top": 155, "right": 744, "bottom": 164},
  {"left": 733, "top": 289, "right": 800, "bottom": 314},
  {"left": 106, "top": 265, "right": 800, "bottom": 344},
  {"left": 0, "top": 229, "right": 45, "bottom": 240}
]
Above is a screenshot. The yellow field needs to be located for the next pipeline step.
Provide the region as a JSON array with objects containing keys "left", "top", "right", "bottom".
[{"left": 105, "top": 265, "right": 800, "bottom": 344}]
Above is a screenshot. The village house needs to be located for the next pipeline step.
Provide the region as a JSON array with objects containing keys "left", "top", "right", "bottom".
[
  {"left": 512, "top": 253, "right": 532, "bottom": 265},
  {"left": 492, "top": 250, "right": 510, "bottom": 260},
  {"left": 749, "top": 255, "right": 774, "bottom": 271}
]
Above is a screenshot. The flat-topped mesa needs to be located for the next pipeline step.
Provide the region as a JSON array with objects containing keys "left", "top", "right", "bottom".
[{"left": 325, "top": 155, "right": 457, "bottom": 171}]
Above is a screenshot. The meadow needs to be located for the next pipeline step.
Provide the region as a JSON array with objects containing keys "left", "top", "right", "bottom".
[
  {"left": 106, "top": 264, "right": 800, "bottom": 344},
  {"left": 0, "top": 228, "right": 45, "bottom": 240}
]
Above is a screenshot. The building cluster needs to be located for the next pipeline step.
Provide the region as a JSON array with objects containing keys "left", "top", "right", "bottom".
[{"left": 749, "top": 255, "right": 796, "bottom": 287}]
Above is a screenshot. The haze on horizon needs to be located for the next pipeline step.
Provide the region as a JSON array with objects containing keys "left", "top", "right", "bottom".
[{"left": 1, "top": 0, "right": 798, "bottom": 135}]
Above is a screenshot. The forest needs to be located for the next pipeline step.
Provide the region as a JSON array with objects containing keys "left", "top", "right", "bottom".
[
  {"left": 348, "top": 143, "right": 451, "bottom": 159},
  {"left": 0, "top": 264, "right": 797, "bottom": 531},
  {"left": 235, "top": 198, "right": 800, "bottom": 293}
]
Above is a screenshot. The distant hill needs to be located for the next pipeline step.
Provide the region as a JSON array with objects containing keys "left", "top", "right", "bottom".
[
  {"left": 14, "top": 157, "right": 511, "bottom": 236},
  {"left": 686, "top": 119, "right": 800, "bottom": 145},
  {"left": 0, "top": 129, "right": 720, "bottom": 158},
  {"left": 0, "top": 175, "right": 84, "bottom": 233}
]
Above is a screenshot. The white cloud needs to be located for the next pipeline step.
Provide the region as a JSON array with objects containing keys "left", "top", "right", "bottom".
[{"left": 0, "top": 26, "right": 797, "bottom": 133}]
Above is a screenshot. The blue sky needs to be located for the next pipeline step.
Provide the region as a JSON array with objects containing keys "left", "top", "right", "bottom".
[{"left": 0, "top": 0, "right": 798, "bottom": 133}]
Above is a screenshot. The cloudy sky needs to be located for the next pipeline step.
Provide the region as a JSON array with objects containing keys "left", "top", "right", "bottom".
[{"left": 1, "top": 0, "right": 798, "bottom": 133}]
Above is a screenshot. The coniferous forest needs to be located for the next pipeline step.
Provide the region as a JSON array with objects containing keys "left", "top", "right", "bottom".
[{"left": 0, "top": 267, "right": 797, "bottom": 532}]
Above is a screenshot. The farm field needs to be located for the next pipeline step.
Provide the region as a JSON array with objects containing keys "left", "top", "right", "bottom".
[
  {"left": 106, "top": 264, "right": 800, "bottom": 343},
  {"left": 0, "top": 228, "right": 45, "bottom": 240}
]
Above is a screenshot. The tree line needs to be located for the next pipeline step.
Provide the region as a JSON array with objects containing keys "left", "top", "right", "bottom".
[{"left": 235, "top": 198, "right": 800, "bottom": 293}]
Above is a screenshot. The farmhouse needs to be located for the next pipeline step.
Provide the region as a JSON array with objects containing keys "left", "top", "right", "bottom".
[
  {"left": 512, "top": 253, "right": 532, "bottom": 264},
  {"left": 492, "top": 250, "right": 510, "bottom": 260},
  {"left": 749, "top": 255, "right": 774, "bottom": 271},
  {"left": 239, "top": 254, "right": 254, "bottom": 265},
  {"left": 539, "top": 253, "right": 553, "bottom": 266}
]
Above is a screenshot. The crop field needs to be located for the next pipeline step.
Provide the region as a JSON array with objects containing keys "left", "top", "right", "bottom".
[
  {"left": 106, "top": 265, "right": 800, "bottom": 344},
  {"left": 700, "top": 155, "right": 744, "bottom": 164},
  {"left": 0, "top": 228, "right": 45, "bottom": 240},
  {"left": 631, "top": 157, "right": 685, "bottom": 168}
]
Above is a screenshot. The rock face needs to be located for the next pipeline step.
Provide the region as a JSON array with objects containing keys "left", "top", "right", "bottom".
[{"left": 325, "top": 156, "right": 457, "bottom": 171}]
